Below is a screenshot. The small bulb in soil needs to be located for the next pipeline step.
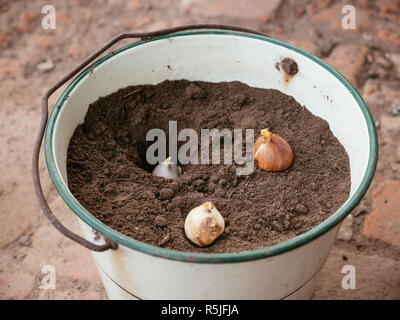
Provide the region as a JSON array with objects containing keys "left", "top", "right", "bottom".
[
  {"left": 184, "top": 202, "right": 225, "bottom": 247},
  {"left": 254, "top": 129, "right": 293, "bottom": 171},
  {"left": 152, "top": 157, "right": 181, "bottom": 179}
]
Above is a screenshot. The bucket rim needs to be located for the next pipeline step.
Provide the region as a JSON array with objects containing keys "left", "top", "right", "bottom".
[{"left": 45, "top": 30, "right": 378, "bottom": 263}]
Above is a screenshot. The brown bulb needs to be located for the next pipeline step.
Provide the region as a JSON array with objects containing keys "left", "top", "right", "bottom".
[{"left": 254, "top": 129, "right": 293, "bottom": 171}]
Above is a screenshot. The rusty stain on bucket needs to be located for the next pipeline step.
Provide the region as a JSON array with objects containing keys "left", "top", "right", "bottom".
[{"left": 280, "top": 58, "right": 298, "bottom": 84}]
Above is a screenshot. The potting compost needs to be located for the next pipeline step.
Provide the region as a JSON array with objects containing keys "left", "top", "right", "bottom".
[{"left": 67, "top": 80, "right": 350, "bottom": 253}]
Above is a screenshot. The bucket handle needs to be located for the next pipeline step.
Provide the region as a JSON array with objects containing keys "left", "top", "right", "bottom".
[{"left": 32, "top": 24, "right": 267, "bottom": 251}]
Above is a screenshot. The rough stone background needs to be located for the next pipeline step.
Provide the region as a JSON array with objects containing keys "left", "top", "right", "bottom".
[{"left": 0, "top": 0, "right": 399, "bottom": 300}]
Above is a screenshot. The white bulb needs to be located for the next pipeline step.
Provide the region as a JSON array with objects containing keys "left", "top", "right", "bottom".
[
  {"left": 184, "top": 202, "right": 225, "bottom": 247},
  {"left": 152, "top": 157, "right": 181, "bottom": 179}
]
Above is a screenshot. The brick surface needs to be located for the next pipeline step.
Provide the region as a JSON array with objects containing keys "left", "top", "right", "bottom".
[
  {"left": 36, "top": 278, "right": 107, "bottom": 300},
  {"left": 0, "top": 177, "right": 39, "bottom": 248},
  {"left": 362, "top": 80, "right": 400, "bottom": 113},
  {"left": 364, "top": 181, "right": 400, "bottom": 246},
  {"left": 380, "top": 115, "right": 400, "bottom": 133},
  {"left": 181, "top": 0, "right": 282, "bottom": 21},
  {"left": 381, "top": 84, "right": 400, "bottom": 102},
  {"left": 314, "top": 247, "right": 400, "bottom": 299},
  {"left": 0, "top": 108, "right": 52, "bottom": 248},
  {"left": 32, "top": 35, "right": 54, "bottom": 49},
  {"left": 325, "top": 44, "right": 369, "bottom": 86},
  {"left": 23, "top": 196, "right": 102, "bottom": 282},
  {"left": 287, "top": 38, "right": 318, "bottom": 55},
  {"left": 0, "top": 58, "right": 22, "bottom": 79},
  {"left": 313, "top": 1, "right": 372, "bottom": 32},
  {"left": 392, "top": 53, "right": 400, "bottom": 76},
  {"left": 0, "top": 273, "right": 35, "bottom": 300},
  {"left": 397, "top": 144, "right": 400, "bottom": 160},
  {"left": 362, "top": 79, "right": 382, "bottom": 105},
  {"left": 0, "top": 33, "right": 13, "bottom": 48},
  {"left": 376, "top": 0, "right": 400, "bottom": 22},
  {"left": 376, "top": 23, "right": 400, "bottom": 47}
]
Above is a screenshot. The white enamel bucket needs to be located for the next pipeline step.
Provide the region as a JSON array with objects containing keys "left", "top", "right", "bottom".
[{"left": 43, "top": 28, "right": 377, "bottom": 299}]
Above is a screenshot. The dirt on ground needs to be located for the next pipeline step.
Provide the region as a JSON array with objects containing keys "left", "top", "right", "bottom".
[{"left": 0, "top": 0, "right": 399, "bottom": 300}]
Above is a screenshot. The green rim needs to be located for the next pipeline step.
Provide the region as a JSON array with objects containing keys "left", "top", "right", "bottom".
[{"left": 45, "top": 30, "right": 378, "bottom": 263}]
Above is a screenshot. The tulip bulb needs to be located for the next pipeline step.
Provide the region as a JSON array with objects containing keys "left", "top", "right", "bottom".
[
  {"left": 254, "top": 129, "right": 293, "bottom": 171},
  {"left": 152, "top": 157, "right": 181, "bottom": 179},
  {"left": 184, "top": 202, "right": 225, "bottom": 247}
]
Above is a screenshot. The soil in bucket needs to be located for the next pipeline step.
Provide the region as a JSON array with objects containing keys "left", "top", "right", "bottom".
[{"left": 67, "top": 80, "right": 350, "bottom": 253}]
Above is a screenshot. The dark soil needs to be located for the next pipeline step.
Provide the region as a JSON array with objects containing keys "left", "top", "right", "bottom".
[{"left": 67, "top": 80, "right": 350, "bottom": 253}]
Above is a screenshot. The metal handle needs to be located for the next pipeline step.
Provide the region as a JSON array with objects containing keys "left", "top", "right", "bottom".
[{"left": 32, "top": 24, "right": 267, "bottom": 251}]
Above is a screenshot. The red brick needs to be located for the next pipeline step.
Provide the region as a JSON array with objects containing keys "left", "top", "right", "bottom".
[
  {"left": 0, "top": 176, "right": 41, "bottom": 248},
  {"left": 381, "top": 83, "right": 400, "bottom": 101},
  {"left": 364, "top": 181, "right": 400, "bottom": 246},
  {"left": 304, "top": 0, "right": 334, "bottom": 16},
  {"left": 377, "top": 26, "right": 400, "bottom": 47},
  {"left": 362, "top": 80, "right": 382, "bottom": 105},
  {"left": 0, "top": 273, "right": 35, "bottom": 299},
  {"left": 325, "top": 44, "right": 369, "bottom": 87},
  {"left": 21, "top": 12, "right": 38, "bottom": 25},
  {"left": 129, "top": 0, "right": 144, "bottom": 10},
  {"left": 313, "top": 2, "right": 372, "bottom": 32},
  {"left": 181, "top": 0, "right": 282, "bottom": 21},
  {"left": 0, "top": 33, "right": 13, "bottom": 48},
  {"left": 397, "top": 144, "right": 400, "bottom": 160},
  {"left": 391, "top": 53, "right": 400, "bottom": 76},
  {"left": 287, "top": 38, "right": 318, "bottom": 55},
  {"left": 16, "top": 12, "right": 38, "bottom": 33},
  {"left": 33, "top": 35, "right": 54, "bottom": 49},
  {"left": 56, "top": 11, "right": 73, "bottom": 25},
  {"left": 314, "top": 247, "right": 400, "bottom": 299},
  {"left": 378, "top": 0, "right": 400, "bottom": 20},
  {"left": 363, "top": 80, "right": 400, "bottom": 108},
  {"left": 35, "top": 278, "right": 106, "bottom": 300},
  {"left": 24, "top": 196, "right": 101, "bottom": 282},
  {"left": 376, "top": 159, "right": 384, "bottom": 172},
  {"left": 380, "top": 115, "right": 400, "bottom": 133},
  {"left": 0, "top": 58, "right": 22, "bottom": 79}
]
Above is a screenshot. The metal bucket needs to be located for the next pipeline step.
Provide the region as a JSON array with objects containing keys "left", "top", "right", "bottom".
[{"left": 33, "top": 25, "right": 378, "bottom": 299}]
